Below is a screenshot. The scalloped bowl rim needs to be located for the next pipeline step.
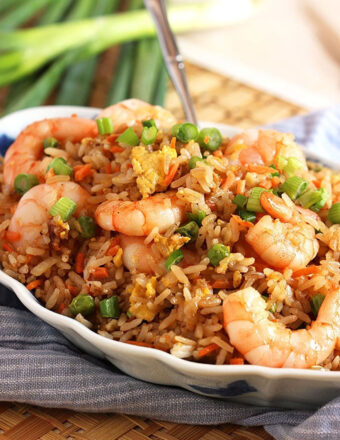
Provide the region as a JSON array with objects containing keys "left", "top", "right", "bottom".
[{"left": 0, "top": 105, "right": 339, "bottom": 384}]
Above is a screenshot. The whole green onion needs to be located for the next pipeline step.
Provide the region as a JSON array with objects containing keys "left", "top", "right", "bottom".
[
  {"left": 198, "top": 127, "right": 222, "bottom": 151},
  {"left": 238, "top": 209, "right": 256, "bottom": 223},
  {"left": 46, "top": 157, "right": 73, "bottom": 176},
  {"left": 70, "top": 294, "right": 95, "bottom": 316},
  {"left": 279, "top": 176, "right": 308, "bottom": 201},
  {"left": 14, "top": 173, "right": 39, "bottom": 195},
  {"left": 99, "top": 296, "right": 120, "bottom": 318},
  {"left": 117, "top": 127, "right": 139, "bottom": 146},
  {"left": 187, "top": 210, "right": 206, "bottom": 226},
  {"left": 78, "top": 215, "right": 97, "bottom": 239},
  {"left": 43, "top": 137, "right": 59, "bottom": 150},
  {"left": 246, "top": 187, "right": 267, "bottom": 213},
  {"left": 207, "top": 243, "right": 230, "bottom": 267},
  {"left": 176, "top": 221, "right": 199, "bottom": 242},
  {"left": 232, "top": 194, "right": 247, "bottom": 209},
  {"left": 310, "top": 294, "right": 325, "bottom": 318},
  {"left": 141, "top": 126, "right": 157, "bottom": 145},
  {"left": 96, "top": 117, "right": 114, "bottom": 135},
  {"left": 175, "top": 123, "right": 199, "bottom": 143},
  {"left": 328, "top": 202, "right": 340, "bottom": 224},
  {"left": 165, "top": 249, "right": 184, "bottom": 270},
  {"left": 49, "top": 197, "right": 77, "bottom": 221}
]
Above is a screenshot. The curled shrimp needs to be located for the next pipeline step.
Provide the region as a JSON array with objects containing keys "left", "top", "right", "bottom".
[
  {"left": 119, "top": 234, "right": 198, "bottom": 274},
  {"left": 4, "top": 117, "right": 98, "bottom": 187},
  {"left": 225, "top": 129, "right": 307, "bottom": 168},
  {"left": 95, "top": 192, "right": 185, "bottom": 236},
  {"left": 9, "top": 182, "right": 89, "bottom": 249},
  {"left": 246, "top": 192, "right": 319, "bottom": 270},
  {"left": 97, "top": 99, "right": 177, "bottom": 130},
  {"left": 223, "top": 287, "right": 340, "bottom": 368}
]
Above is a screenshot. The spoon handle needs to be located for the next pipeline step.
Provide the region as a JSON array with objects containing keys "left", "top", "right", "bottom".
[{"left": 144, "top": 0, "right": 198, "bottom": 125}]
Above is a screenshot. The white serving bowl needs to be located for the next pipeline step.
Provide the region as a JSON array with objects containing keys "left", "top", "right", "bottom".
[{"left": 1, "top": 106, "right": 339, "bottom": 409}]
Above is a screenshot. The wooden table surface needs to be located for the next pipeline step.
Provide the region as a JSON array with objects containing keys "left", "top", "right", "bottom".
[{"left": 0, "top": 62, "right": 306, "bottom": 440}]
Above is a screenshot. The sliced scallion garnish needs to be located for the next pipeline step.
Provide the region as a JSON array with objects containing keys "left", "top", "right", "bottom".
[
  {"left": 165, "top": 249, "right": 184, "bottom": 270},
  {"left": 49, "top": 197, "right": 77, "bottom": 221},
  {"left": 176, "top": 221, "right": 199, "bottom": 242},
  {"left": 43, "top": 137, "right": 59, "bottom": 150},
  {"left": 279, "top": 176, "right": 308, "bottom": 200},
  {"left": 238, "top": 209, "right": 256, "bottom": 223},
  {"left": 232, "top": 194, "right": 247, "bottom": 209},
  {"left": 187, "top": 210, "right": 206, "bottom": 226},
  {"left": 46, "top": 157, "right": 73, "bottom": 176},
  {"left": 78, "top": 215, "right": 97, "bottom": 239},
  {"left": 14, "top": 173, "right": 39, "bottom": 195},
  {"left": 246, "top": 187, "right": 267, "bottom": 213},
  {"left": 328, "top": 202, "right": 340, "bottom": 224},
  {"left": 310, "top": 188, "right": 329, "bottom": 212},
  {"left": 117, "top": 127, "right": 139, "bottom": 146},
  {"left": 141, "top": 125, "right": 157, "bottom": 145},
  {"left": 96, "top": 117, "right": 114, "bottom": 135},
  {"left": 297, "top": 189, "right": 323, "bottom": 209},
  {"left": 310, "top": 294, "right": 325, "bottom": 318},
  {"left": 283, "top": 157, "right": 303, "bottom": 177}
]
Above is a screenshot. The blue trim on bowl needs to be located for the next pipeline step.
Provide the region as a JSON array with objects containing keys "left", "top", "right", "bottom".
[
  {"left": 0, "top": 134, "right": 14, "bottom": 156},
  {"left": 189, "top": 380, "right": 257, "bottom": 397}
]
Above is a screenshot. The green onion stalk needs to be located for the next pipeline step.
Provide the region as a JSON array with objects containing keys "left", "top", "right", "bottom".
[{"left": 0, "top": 1, "right": 240, "bottom": 88}]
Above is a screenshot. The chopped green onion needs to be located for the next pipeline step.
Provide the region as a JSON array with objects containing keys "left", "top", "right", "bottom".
[
  {"left": 310, "top": 188, "right": 329, "bottom": 212},
  {"left": 232, "top": 194, "right": 247, "bottom": 209},
  {"left": 238, "top": 209, "right": 256, "bottom": 223},
  {"left": 43, "top": 137, "right": 59, "bottom": 150},
  {"left": 246, "top": 187, "right": 267, "bottom": 213},
  {"left": 142, "top": 119, "right": 156, "bottom": 128},
  {"left": 175, "top": 123, "right": 199, "bottom": 143},
  {"left": 78, "top": 215, "right": 97, "bottom": 239},
  {"left": 280, "top": 176, "right": 308, "bottom": 200},
  {"left": 283, "top": 157, "right": 303, "bottom": 177},
  {"left": 297, "top": 189, "right": 323, "bottom": 209},
  {"left": 49, "top": 197, "right": 77, "bottom": 221},
  {"left": 198, "top": 127, "right": 222, "bottom": 151},
  {"left": 99, "top": 296, "right": 120, "bottom": 318},
  {"left": 171, "top": 123, "right": 181, "bottom": 138},
  {"left": 141, "top": 126, "right": 157, "bottom": 145},
  {"left": 14, "top": 173, "right": 39, "bottom": 195},
  {"left": 269, "top": 303, "right": 277, "bottom": 314},
  {"left": 176, "top": 221, "right": 199, "bottom": 242},
  {"left": 117, "top": 127, "right": 139, "bottom": 146},
  {"left": 70, "top": 294, "right": 95, "bottom": 316},
  {"left": 328, "top": 202, "right": 340, "bottom": 224},
  {"left": 187, "top": 210, "right": 206, "bottom": 226},
  {"left": 188, "top": 156, "right": 205, "bottom": 169},
  {"left": 207, "top": 243, "right": 230, "bottom": 267},
  {"left": 271, "top": 172, "right": 281, "bottom": 178},
  {"left": 165, "top": 249, "right": 184, "bottom": 270},
  {"left": 46, "top": 157, "right": 73, "bottom": 176},
  {"left": 96, "top": 117, "right": 114, "bottom": 135},
  {"left": 310, "top": 294, "right": 325, "bottom": 318},
  {"left": 276, "top": 156, "right": 288, "bottom": 171}
]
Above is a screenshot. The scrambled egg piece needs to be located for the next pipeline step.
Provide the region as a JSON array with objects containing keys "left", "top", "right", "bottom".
[
  {"left": 154, "top": 233, "right": 189, "bottom": 257},
  {"left": 131, "top": 145, "right": 177, "bottom": 198},
  {"left": 129, "top": 276, "right": 157, "bottom": 321}
]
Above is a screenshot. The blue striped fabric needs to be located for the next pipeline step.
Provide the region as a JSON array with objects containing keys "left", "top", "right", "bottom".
[{"left": 0, "top": 107, "right": 340, "bottom": 440}]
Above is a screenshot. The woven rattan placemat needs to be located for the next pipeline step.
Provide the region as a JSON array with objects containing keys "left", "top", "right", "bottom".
[{"left": 0, "top": 62, "right": 306, "bottom": 439}]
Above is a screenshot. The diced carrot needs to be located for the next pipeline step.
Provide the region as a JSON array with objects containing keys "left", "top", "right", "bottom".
[
  {"left": 92, "top": 267, "right": 109, "bottom": 279},
  {"left": 292, "top": 266, "right": 321, "bottom": 278},
  {"left": 163, "top": 163, "right": 179, "bottom": 186},
  {"left": 5, "top": 231, "right": 21, "bottom": 242},
  {"left": 213, "top": 150, "right": 223, "bottom": 158},
  {"left": 26, "top": 255, "right": 33, "bottom": 264},
  {"left": 221, "top": 171, "right": 235, "bottom": 190},
  {"left": 198, "top": 343, "right": 219, "bottom": 358},
  {"left": 2, "top": 242, "right": 13, "bottom": 252},
  {"left": 112, "top": 165, "right": 121, "bottom": 173},
  {"left": 106, "top": 133, "right": 120, "bottom": 143},
  {"left": 211, "top": 279, "right": 228, "bottom": 289},
  {"left": 271, "top": 176, "right": 281, "bottom": 187},
  {"left": 170, "top": 137, "right": 176, "bottom": 149},
  {"left": 126, "top": 164, "right": 133, "bottom": 169},
  {"left": 75, "top": 252, "right": 85, "bottom": 274},
  {"left": 236, "top": 180, "right": 245, "bottom": 195},
  {"left": 259, "top": 179, "right": 272, "bottom": 189},
  {"left": 232, "top": 215, "right": 254, "bottom": 229},
  {"left": 45, "top": 168, "right": 55, "bottom": 180},
  {"left": 110, "top": 145, "right": 124, "bottom": 154},
  {"left": 248, "top": 164, "right": 276, "bottom": 174},
  {"left": 57, "top": 303, "right": 65, "bottom": 314},
  {"left": 206, "top": 200, "right": 217, "bottom": 211},
  {"left": 106, "top": 244, "right": 119, "bottom": 257},
  {"left": 74, "top": 164, "right": 93, "bottom": 182},
  {"left": 105, "top": 163, "right": 112, "bottom": 174},
  {"left": 313, "top": 180, "right": 321, "bottom": 189},
  {"left": 66, "top": 283, "right": 78, "bottom": 296},
  {"left": 230, "top": 357, "right": 244, "bottom": 365},
  {"left": 26, "top": 279, "right": 42, "bottom": 290},
  {"left": 125, "top": 340, "right": 154, "bottom": 349}
]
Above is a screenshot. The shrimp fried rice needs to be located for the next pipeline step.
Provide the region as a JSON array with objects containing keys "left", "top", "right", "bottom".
[{"left": 0, "top": 99, "right": 339, "bottom": 370}]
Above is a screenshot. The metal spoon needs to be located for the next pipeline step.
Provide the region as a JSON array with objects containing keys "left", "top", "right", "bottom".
[{"left": 144, "top": 0, "right": 198, "bottom": 125}]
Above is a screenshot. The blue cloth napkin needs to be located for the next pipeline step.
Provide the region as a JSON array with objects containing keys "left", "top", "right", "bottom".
[{"left": 1, "top": 107, "right": 340, "bottom": 440}]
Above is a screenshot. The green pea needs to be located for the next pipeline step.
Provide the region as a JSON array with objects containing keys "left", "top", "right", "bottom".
[
  {"left": 70, "top": 294, "right": 95, "bottom": 316},
  {"left": 175, "top": 123, "right": 199, "bottom": 143},
  {"left": 198, "top": 127, "right": 222, "bottom": 151},
  {"left": 207, "top": 243, "right": 230, "bottom": 267}
]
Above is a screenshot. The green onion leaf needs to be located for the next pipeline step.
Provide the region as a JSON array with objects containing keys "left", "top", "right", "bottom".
[
  {"left": 78, "top": 215, "right": 97, "bottom": 239},
  {"left": 141, "top": 125, "right": 157, "bottom": 145},
  {"left": 283, "top": 157, "right": 303, "bottom": 177},
  {"left": 96, "top": 117, "right": 114, "bottom": 135},
  {"left": 14, "top": 173, "right": 39, "bottom": 195},
  {"left": 117, "top": 127, "right": 139, "bottom": 146},
  {"left": 328, "top": 202, "right": 340, "bottom": 224},
  {"left": 142, "top": 119, "right": 156, "bottom": 128},
  {"left": 246, "top": 187, "right": 268, "bottom": 213},
  {"left": 198, "top": 127, "right": 222, "bottom": 151},
  {"left": 43, "top": 137, "right": 59, "bottom": 150},
  {"left": 46, "top": 157, "right": 73, "bottom": 176},
  {"left": 297, "top": 189, "right": 322, "bottom": 209},
  {"left": 187, "top": 210, "right": 206, "bottom": 226},
  {"left": 99, "top": 296, "right": 120, "bottom": 318},
  {"left": 310, "top": 188, "right": 329, "bottom": 212},
  {"left": 49, "top": 197, "right": 77, "bottom": 221},
  {"left": 207, "top": 243, "right": 230, "bottom": 267},
  {"left": 238, "top": 209, "right": 256, "bottom": 223},
  {"left": 176, "top": 221, "right": 199, "bottom": 242},
  {"left": 280, "top": 176, "right": 308, "bottom": 200},
  {"left": 188, "top": 156, "right": 205, "bottom": 169},
  {"left": 310, "top": 294, "right": 325, "bottom": 318},
  {"left": 232, "top": 194, "right": 247, "bottom": 209},
  {"left": 165, "top": 249, "right": 184, "bottom": 270},
  {"left": 70, "top": 294, "right": 95, "bottom": 316},
  {"left": 175, "top": 123, "right": 199, "bottom": 143}
]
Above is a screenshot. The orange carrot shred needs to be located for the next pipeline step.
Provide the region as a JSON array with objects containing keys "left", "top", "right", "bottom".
[
  {"left": 66, "top": 283, "right": 78, "bottom": 296},
  {"left": 213, "top": 150, "right": 223, "bottom": 158},
  {"left": 230, "top": 357, "right": 244, "bottom": 365},
  {"left": 292, "top": 266, "right": 321, "bottom": 278},
  {"left": 198, "top": 343, "right": 219, "bottom": 358},
  {"left": 126, "top": 164, "right": 133, "bottom": 169},
  {"left": 271, "top": 176, "right": 281, "bottom": 187},
  {"left": 221, "top": 171, "right": 235, "bottom": 190},
  {"left": 313, "top": 179, "right": 321, "bottom": 189},
  {"left": 211, "top": 280, "right": 228, "bottom": 289},
  {"left": 259, "top": 179, "right": 272, "bottom": 189},
  {"left": 26, "top": 280, "right": 42, "bottom": 290},
  {"left": 92, "top": 267, "right": 109, "bottom": 279},
  {"left": 74, "top": 164, "right": 93, "bottom": 182},
  {"left": 236, "top": 180, "right": 244, "bottom": 195},
  {"left": 75, "top": 252, "right": 85, "bottom": 274},
  {"left": 57, "top": 303, "right": 65, "bottom": 314},
  {"left": 163, "top": 163, "right": 179, "bottom": 186},
  {"left": 2, "top": 242, "right": 13, "bottom": 252},
  {"left": 106, "top": 244, "right": 119, "bottom": 257},
  {"left": 112, "top": 165, "right": 121, "bottom": 173},
  {"left": 232, "top": 215, "right": 254, "bottom": 229},
  {"left": 5, "top": 231, "right": 21, "bottom": 242},
  {"left": 248, "top": 164, "right": 276, "bottom": 174},
  {"left": 105, "top": 163, "right": 112, "bottom": 174},
  {"left": 110, "top": 145, "right": 124, "bottom": 154},
  {"left": 170, "top": 137, "right": 176, "bottom": 149},
  {"left": 45, "top": 168, "right": 55, "bottom": 180}
]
